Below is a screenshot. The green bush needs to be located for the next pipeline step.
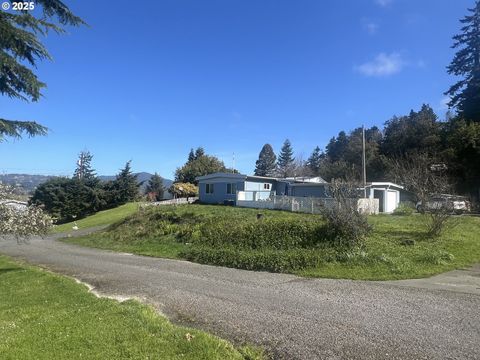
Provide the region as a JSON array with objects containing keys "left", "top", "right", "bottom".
[
  {"left": 195, "top": 218, "right": 327, "bottom": 250},
  {"left": 392, "top": 202, "right": 415, "bottom": 216},
  {"left": 181, "top": 246, "right": 323, "bottom": 272},
  {"left": 321, "top": 205, "right": 371, "bottom": 247}
]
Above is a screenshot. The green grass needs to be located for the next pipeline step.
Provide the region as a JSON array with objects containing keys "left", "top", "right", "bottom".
[
  {"left": 0, "top": 255, "right": 263, "bottom": 360},
  {"left": 53, "top": 203, "right": 140, "bottom": 233},
  {"left": 62, "top": 204, "right": 480, "bottom": 280}
]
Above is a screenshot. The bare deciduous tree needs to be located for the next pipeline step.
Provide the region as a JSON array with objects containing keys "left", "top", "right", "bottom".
[
  {"left": 322, "top": 178, "right": 371, "bottom": 247},
  {"left": 390, "top": 153, "right": 455, "bottom": 237}
]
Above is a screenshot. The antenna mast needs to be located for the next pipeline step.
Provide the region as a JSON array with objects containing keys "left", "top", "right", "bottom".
[{"left": 362, "top": 125, "right": 367, "bottom": 197}]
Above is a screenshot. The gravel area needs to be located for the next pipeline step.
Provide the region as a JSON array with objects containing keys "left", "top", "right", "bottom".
[{"left": 1, "top": 234, "right": 479, "bottom": 359}]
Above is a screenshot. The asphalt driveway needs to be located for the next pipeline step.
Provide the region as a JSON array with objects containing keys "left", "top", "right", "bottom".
[{"left": 1, "top": 233, "right": 479, "bottom": 359}]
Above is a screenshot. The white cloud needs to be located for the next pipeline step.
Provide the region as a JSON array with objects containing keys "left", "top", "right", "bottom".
[
  {"left": 355, "top": 52, "right": 405, "bottom": 77},
  {"left": 364, "top": 22, "right": 379, "bottom": 35},
  {"left": 439, "top": 96, "right": 451, "bottom": 110},
  {"left": 375, "top": 0, "right": 393, "bottom": 7}
]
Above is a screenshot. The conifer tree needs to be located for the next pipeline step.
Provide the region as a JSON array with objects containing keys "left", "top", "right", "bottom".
[
  {"left": 194, "top": 147, "right": 206, "bottom": 159},
  {"left": 113, "top": 161, "right": 139, "bottom": 204},
  {"left": 74, "top": 151, "right": 96, "bottom": 181},
  {"left": 188, "top": 148, "right": 195, "bottom": 163},
  {"left": 307, "top": 146, "right": 323, "bottom": 176},
  {"left": 0, "top": 1, "right": 85, "bottom": 140},
  {"left": 254, "top": 144, "right": 277, "bottom": 177},
  {"left": 445, "top": 1, "right": 480, "bottom": 122},
  {"left": 277, "top": 139, "right": 295, "bottom": 177},
  {"left": 145, "top": 173, "right": 165, "bottom": 201}
]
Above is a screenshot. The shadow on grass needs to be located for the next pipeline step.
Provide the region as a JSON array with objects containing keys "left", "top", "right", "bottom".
[{"left": 376, "top": 229, "right": 428, "bottom": 242}]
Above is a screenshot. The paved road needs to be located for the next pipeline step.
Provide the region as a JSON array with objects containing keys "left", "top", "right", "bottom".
[{"left": 1, "top": 234, "right": 479, "bottom": 360}]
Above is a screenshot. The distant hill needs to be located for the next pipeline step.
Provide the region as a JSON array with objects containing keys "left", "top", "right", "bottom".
[
  {"left": 0, "top": 174, "right": 59, "bottom": 193},
  {"left": 0, "top": 172, "right": 174, "bottom": 198}
]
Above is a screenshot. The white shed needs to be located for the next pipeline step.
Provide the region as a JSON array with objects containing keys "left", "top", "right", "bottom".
[{"left": 365, "top": 182, "right": 404, "bottom": 213}]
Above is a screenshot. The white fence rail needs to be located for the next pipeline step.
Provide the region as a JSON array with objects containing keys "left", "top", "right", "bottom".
[
  {"left": 236, "top": 192, "right": 379, "bottom": 215},
  {"left": 143, "top": 197, "right": 198, "bottom": 207}
]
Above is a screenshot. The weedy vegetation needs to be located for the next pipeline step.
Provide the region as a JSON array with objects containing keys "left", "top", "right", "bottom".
[{"left": 62, "top": 203, "right": 480, "bottom": 280}]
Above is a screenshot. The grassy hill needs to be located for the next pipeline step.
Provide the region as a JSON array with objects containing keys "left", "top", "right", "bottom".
[
  {"left": 61, "top": 204, "right": 480, "bottom": 281},
  {"left": 53, "top": 203, "right": 140, "bottom": 233}
]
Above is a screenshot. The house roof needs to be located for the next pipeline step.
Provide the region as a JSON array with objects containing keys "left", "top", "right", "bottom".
[
  {"left": 366, "top": 182, "right": 404, "bottom": 190},
  {"left": 284, "top": 176, "right": 328, "bottom": 184},
  {"left": 196, "top": 172, "right": 328, "bottom": 184},
  {"left": 196, "top": 172, "right": 247, "bottom": 181}
]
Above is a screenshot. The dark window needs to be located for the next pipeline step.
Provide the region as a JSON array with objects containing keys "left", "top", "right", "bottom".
[
  {"left": 227, "top": 183, "right": 237, "bottom": 194},
  {"left": 264, "top": 183, "right": 271, "bottom": 190},
  {"left": 206, "top": 184, "right": 214, "bottom": 194}
]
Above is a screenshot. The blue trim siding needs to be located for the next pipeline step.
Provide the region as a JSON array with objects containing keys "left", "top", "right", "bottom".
[
  {"left": 198, "top": 174, "right": 328, "bottom": 204},
  {"left": 199, "top": 179, "right": 244, "bottom": 204}
]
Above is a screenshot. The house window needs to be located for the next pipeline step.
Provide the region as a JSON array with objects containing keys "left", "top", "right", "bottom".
[
  {"left": 227, "top": 183, "right": 237, "bottom": 195},
  {"left": 264, "top": 183, "right": 271, "bottom": 190},
  {"left": 205, "top": 183, "right": 214, "bottom": 194}
]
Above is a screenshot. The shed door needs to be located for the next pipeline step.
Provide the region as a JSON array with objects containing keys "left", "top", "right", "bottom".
[{"left": 386, "top": 190, "right": 398, "bottom": 213}]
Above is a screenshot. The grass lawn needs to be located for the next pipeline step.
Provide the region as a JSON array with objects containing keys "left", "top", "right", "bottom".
[
  {"left": 0, "top": 255, "right": 263, "bottom": 360},
  {"left": 53, "top": 203, "right": 140, "bottom": 233},
  {"left": 61, "top": 204, "right": 480, "bottom": 281}
]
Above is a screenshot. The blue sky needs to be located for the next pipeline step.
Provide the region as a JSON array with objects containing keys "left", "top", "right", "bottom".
[{"left": 0, "top": 0, "right": 472, "bottom": 178}]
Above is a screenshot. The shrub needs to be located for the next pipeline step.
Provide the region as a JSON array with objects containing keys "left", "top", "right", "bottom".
[
  {"left": 392, "top": 202, "right": 415, "bottom": 216},
  {"left": 195, "top": 218, "right": 327, "bottom": 250},
  {"left": 321, "top": 179, "right": 372, "bottom": 247},
  {"left": 425, "top": 211, "right": 456, "bottom": 238},
  {"left": 321, "top": 205, "right": 371, "bottom": 247},
  {"left": 180, "top": 246, "right": 323, "bottom": 272}
]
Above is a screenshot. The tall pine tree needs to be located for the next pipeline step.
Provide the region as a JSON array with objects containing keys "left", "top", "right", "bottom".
[
  {"left": 0, "top": 1, "right": 85, "bottom": 141},
  {"left": 254, "top": 144, "right": 277, "bottom": 176},
  {"left": 74, "top": 151, "right": 96, "bottom": 180},
  {"left": 307, "top": 146, "right": 323, "bottom": 176},
  {"left": 445, "top": 1, "right": 480, "bottom": 122},
  {"left": 277, "top": 139, "right": 295, "bottom": 177},
  {"left": 113, "top": 161, "right": 139, "bottom": 205},
  {"left": 187, "top": 148, "right": 195, "bottom": 163},
  {"left": 145, "top": 173, "right": 165, "bottom": 201}
]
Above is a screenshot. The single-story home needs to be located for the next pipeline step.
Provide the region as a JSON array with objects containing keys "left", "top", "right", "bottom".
[
  {"left": 197, "top": 172, "right": 406, "bottom": 214},
  {"left": 196, "top": 173, "right": 328, "bottom": 204}
]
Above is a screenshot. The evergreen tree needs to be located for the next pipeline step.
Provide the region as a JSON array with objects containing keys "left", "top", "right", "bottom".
[
  {"left": 254, "top": 144, "right": 277, "bottom": 177},
  {"left": 145, "top": 173, "right": 165, "bottom": 201},
  {"left": 277, "top": 139, "right": 295, "bottom": 177},
  {"left": 175, "top": 153, "right": 227, "bottom": 185},
  {"left": 326, "top": 131, "right": 349, "bottom": 162},
  {"left": 306, "top": 146, "right": 323, "bottom": 176},
  {"left": 112, "top": 161, "right": 139, "bottom": 205},
  {"left": 445, "top": 1, "right": 480, "bottom": 122},
  {"left": 194, "top": 147, "right": 205, "bottom": 160},
  {"left": 382, "top": 104, "right": 440, "bottom": 156},
  {"left": 74, "top": 151, "right": 96, "bottom": 180},
  {"left": 187, "top": 148, "right": 195, "bottom": 163},
  {"left": 0, "top": 1, "right": 85, "bottom": 141}
]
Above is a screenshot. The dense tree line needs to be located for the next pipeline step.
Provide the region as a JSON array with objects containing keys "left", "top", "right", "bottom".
[
  {"left": 31, "top": 152, "right": 140, "bottom": 223},
  {"left": 253, "top": 103, "right": 479, "bottom": 200},
  {"left": 251, "top": 2, "right": 480, "bottom": 201}
]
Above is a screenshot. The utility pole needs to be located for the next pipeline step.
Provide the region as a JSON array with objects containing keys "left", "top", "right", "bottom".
[{"left": 362, "top": 125, "right": 367, "bottom": 198}]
